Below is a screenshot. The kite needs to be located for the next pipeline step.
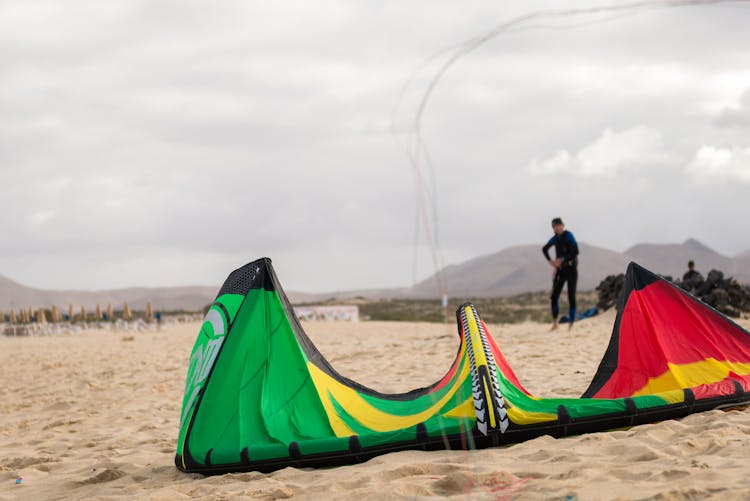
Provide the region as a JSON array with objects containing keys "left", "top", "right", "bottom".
[{"left": 175, "top": 258, "right": 750, "bottom": 474}]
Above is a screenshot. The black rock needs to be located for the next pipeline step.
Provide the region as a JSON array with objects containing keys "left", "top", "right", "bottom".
[{"left": 596, "top": 267, "right": 749, "bottom": 317}]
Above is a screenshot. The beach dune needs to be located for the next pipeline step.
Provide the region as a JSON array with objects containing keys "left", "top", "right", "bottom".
[{"left": 2, "top": 312, "right": 750, "bottom": 500}]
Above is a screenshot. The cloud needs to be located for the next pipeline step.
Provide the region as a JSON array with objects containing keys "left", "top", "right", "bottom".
[
  {"left": 685, "top": 145, "right": 750, "bottom": 183},
  {"left": 30, "top": 210, "right": 56, "bottom": 226},
  {"left": 529, "top": 125, "right": 671, "bottom": 177},
  {"left": 713, "top": 87, "right": 750, "bottom": 128},
  {"left": 2, "top": 2, "right": 750, "bottom": 289}
]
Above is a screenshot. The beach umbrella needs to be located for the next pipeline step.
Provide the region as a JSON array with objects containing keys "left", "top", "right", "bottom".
[
  {"left": 68, "top": 304, "right": 74, "bottom": 322},
  {"left": 27, "top": 308, "right": 33, "bottom": 323},
  {"left": 123, "top": 302, "right": 132, "bottom": 320},
  {"left": 10, "top": 308, "right": 16, "bottom": 324},
  {"left": 145, "top": 302, "right": 153, "bottom": 322},
  {"left": 107, "top": 303, "right": 113, "bottom": 322},
  {"left": 80, "top": 305, "right": 86, "bottom": 322},
  {"left": 38, "top": 307, "right": 47, "bottom": 324},
  {"left": 0, "top": 309, "right": 3, "bottom": 323},
  {"left": 95, "top": 304, "right": 102, "bottom": 320},
  {"left": 51, "top": 305, "right": 59, "bottom": 323}
]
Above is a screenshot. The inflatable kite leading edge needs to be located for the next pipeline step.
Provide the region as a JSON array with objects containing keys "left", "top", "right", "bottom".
[{"left": 175, "top": 258, "right": 750, "bottom": 474}]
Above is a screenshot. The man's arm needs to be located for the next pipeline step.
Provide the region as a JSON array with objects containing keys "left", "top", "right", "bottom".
[
  {"left": 542, "top": 237, "right": 556, "bottom": 264},
  {"left": 562, "top": 231, "right": 579, "bottom": 263},
  {"left": 542, "top": 238, "right": 554, "bottom": 261}
]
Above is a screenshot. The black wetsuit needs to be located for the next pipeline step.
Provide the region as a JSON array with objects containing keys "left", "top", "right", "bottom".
[
  {"left": 681, "top": 269, "right": 704, "bottom": 291},
  {"left": 542, "top": 230, "right": 579, "bottom": 322},
  {"left": 682, "top": 269, "right": 702, "bottom": 282}
]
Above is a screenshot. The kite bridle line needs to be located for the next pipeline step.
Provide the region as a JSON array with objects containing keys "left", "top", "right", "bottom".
[{"left": 393, "top": 0, "right": 749, "bottom": 309}]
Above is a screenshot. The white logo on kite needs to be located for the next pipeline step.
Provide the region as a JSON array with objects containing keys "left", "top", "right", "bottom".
[{"left": 180, "top": 308, "right": 228, "bottom": 427}]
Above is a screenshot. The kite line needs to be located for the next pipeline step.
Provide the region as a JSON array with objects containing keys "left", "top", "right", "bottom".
[
  {"left": 387, "top": 3, "right": 750, "bottom": 495},
  {"left": 391, "top": 0, "right": 750, "bottom": 305}
]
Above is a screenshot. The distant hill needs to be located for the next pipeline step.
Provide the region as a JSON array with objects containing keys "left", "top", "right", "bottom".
[
  {"left": 418, "top": 238, "right": 747, "bottom": 299},
  {"left": 0, "top": 274, "right": 345, "bottom": 312},
  {"left": 624, "top": 238, "right": 733, "bottom": 280},
  {"left": 407, "top": 242, "right": 630, "bottom": 298},
  {"left": 729, "top": 253, "right": 750, "bottom": 281},
  {"left": 313, "top": 238, "right": 750, "bottom": 301},
  {"left": 0, "top": 238, "right": 747, "bottom": 309},
  {"left": 0, "top": 274, "right": 217, "bottom": 312}
]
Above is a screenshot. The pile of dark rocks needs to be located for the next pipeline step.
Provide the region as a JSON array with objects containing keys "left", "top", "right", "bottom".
[
  {"left": 678, "top": 269, "right": 750, "bottom": 318},
  {"left": 595, "top": 270, "right": 750, "bottom": 318},
  {"left": 595, "top": 274, "right": 625, "bottom": 311}
]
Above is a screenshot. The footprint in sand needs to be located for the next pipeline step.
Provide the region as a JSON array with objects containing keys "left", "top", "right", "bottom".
[
  {"left": 650, "top": 468, "right": 691, "bottom": 481},
  {"left": 3, "top": 456, "right": 56, "bottom": 469},
  {"left": 376, "top": 462, "right": 457, "bottom": 481},
  {"left": 432, "top": 470, "right": 523, "bottom": 497},
  {"left": 77, "top": 468, "right": 127, "bottom": 484}
]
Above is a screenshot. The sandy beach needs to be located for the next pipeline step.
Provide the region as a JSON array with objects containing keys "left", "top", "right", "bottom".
[{"left": 2, "top": 311, "right": 750, "bottom": 500}]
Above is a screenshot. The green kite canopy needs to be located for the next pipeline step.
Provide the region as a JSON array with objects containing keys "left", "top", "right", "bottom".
[{"left": 176, "top": 258, "right": 750, "bottom": 474}]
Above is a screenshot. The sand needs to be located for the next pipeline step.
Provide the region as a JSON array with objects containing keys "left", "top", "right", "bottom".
[{"left": 2, "top": 311, "right": 750, "bottom": 500}]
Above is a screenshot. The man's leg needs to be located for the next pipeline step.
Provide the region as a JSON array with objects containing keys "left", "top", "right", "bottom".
[
  {"left": 550, "top": 271, "right": 565, "bottom": 330},
  {"left": 566, "top": 267, "right": 578, "bottom": 330}
]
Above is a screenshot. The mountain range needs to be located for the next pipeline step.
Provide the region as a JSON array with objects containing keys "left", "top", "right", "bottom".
[
  {"left": 304, "top": 238, "right": 750, "bottom": 301},
  {"left": 0, "top": 238, "right": 747, "bottom": 310},
  {"left": 0, "top": 274, "right": 216, "bottom": 312}
]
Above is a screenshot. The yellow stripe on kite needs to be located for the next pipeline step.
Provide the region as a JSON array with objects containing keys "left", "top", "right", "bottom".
[
  {"left": 443, "top": 397, "right": 476, "bottom": 419},
  {"left": 506, "top": 405, "right": 558, "bottom": 424},
  {"left": 649, "top": 389, "right": 685, "bottom": 404},
  {"left": 308, "top": 356, "right": 472, "bottom": 436},
  {"left": 633, "top": 358, "right": 750, "bottom": 396},
  {"left": 464, "top": 306, "right": 496, "bottom": 429}
]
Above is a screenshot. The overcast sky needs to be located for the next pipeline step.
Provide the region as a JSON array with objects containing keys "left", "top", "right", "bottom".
[{"left": 1, "top": 1, "right": 749, "bottom": 293}]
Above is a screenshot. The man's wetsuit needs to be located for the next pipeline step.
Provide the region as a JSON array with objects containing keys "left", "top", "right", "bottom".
[
  {"left": 542, "top": 230, "right": 579, "bottom": 323},
  {"left": 682, "top": 269, "right": 702, "bottom": 282}
]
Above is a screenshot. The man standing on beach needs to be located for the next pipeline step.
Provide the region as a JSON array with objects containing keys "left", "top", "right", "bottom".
[
  {"left": 681, "top": 260, "right": 704, "bottom": 292},
  {"left": 682, "top": 260, "right": 703, "bottom": 283},
  {"left": 542, "top": 217, "right": 579, "bottom": 331}
]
